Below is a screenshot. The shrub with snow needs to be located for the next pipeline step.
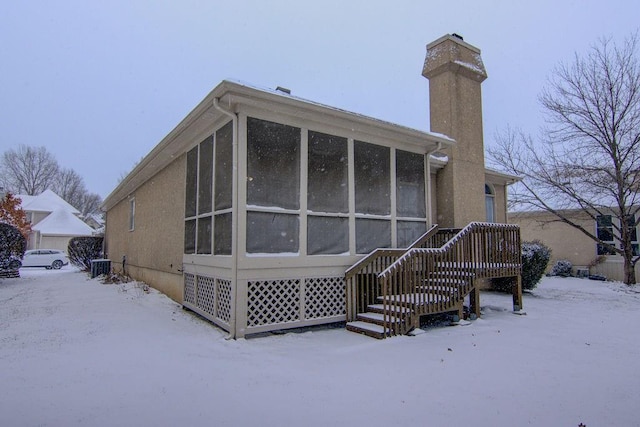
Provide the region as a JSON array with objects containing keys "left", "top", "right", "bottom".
[
  {"left": 521, "top": 240, "right": 551, "bottom": 289},
  {"left": 0, "top": 222, "right": 26, "bottom": 272},
  {"left": 67, "top": 236, "right": 104, "bottom": 271},
  {"left": 492, "top": 240, "right": 551, "bottom": 292},
  {"left": 550, "top": 259, "right": 573, "bottom": 277}
]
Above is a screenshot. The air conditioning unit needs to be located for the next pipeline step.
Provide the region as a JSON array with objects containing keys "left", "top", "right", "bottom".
[{"left": 576, "top": 268, "right": 589, "bottom": 278}]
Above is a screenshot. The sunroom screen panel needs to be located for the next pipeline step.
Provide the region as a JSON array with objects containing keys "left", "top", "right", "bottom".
[
  {"left": 396, "top": 150, "right": 425, "bottom": 218},
  {"left": 397, "top": 220, "right": 427, "bottom": 248},
  {"left": 307, "top": 216, "right": 349, "bottom": 255},
  {"left": 356, "top": 218, "right": 391, "bottom": 254},
  {"left": 246, "top": 212, "right": 299, "bottom": 254},
  {"left": 354, "top": 141, "right": 390, "bottom": 215},
  {"left": 185, "top": 146, "right": 198, "bottom": 218},
  {"left": 198, "top": 136, "right": 213, "bottom": 215},
  {"left": 247, "top": 117, "right": 300, "bottom": 210},
  {"left": 308, "top": 131, "right": 348, "bottom": 213},
  {"left": 215, "top": 121, "right": 233, "bottom": 211}
]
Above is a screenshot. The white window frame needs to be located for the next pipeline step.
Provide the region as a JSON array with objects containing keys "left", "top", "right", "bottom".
[{"left": 129, "top": 197, "right": 135, "bottom": 231}]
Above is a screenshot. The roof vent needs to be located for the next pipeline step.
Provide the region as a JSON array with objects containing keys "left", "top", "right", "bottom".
[
  {"left": 275, "top": 86, "right": 291, "bottom": 95},
  {"left": 452, "top": 33, "right": 464, "bottom": 41}
]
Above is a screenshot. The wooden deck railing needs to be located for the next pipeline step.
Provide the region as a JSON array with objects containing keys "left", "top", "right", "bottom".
[
  {"left": 347, "top": 222, "right": 522, "bottom": 335},
  {"left": 345, "top": 225, "right": 439, "bottom": 321}
]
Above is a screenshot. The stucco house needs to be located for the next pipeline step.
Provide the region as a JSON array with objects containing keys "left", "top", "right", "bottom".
[
  {"left": 19, "top": 189, "right": 95, "bottom": 253},
  {"left": 103, "top": 34, "right": 522, "bottom": 339},
  {"left": 510, "top": 208, "right": 640, "bottom": 282}
]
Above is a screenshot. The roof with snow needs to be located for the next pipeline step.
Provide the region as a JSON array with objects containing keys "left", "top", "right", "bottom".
[
  {"left": 103, "top": 80, "right": 456, "bottom": 211},
  {"left": 31, "top": 209, "right": 94, "bottom": 236},
  {"left": 18, "top": 189, "right": 80, "bottom": 214}
]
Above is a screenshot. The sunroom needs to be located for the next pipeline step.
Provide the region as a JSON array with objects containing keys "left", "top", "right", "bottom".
[{"left": 181, "top": 81, "right": 453, "bottom": 338}]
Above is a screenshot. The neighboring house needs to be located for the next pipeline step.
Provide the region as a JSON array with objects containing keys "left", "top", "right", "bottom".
[
  {"left": 103, "top": 34, "right": 521, "bottom": 338},
  {"left": 19, "top": 189, "right": 95, "bottom": 253},
  {"left": 510, "top": 208, "right": 640, "bottom": 283},
  {"left": 83, "top": 213, "right": 105, "bottom": 233}
]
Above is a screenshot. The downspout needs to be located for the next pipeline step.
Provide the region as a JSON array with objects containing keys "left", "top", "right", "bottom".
[
  {"left": 213, "top": 97, "right": 239, "bottom": 340},
  {"left": 426, "top": 142, "right": 442, "bottom": 226},
  {"left": 504, "top": 183, "right": 509, "bottom": 224}
]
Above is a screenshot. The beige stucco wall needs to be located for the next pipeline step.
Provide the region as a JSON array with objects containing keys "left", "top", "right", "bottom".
[
  {"left": 511, "top": 210, "right": 640, "bottom": 282},
  {"left": 105, "top": 154, "right": 186, "bottom": 302},
  {"left": 510, "top": 210, "right": 596, "bottom": 268}
]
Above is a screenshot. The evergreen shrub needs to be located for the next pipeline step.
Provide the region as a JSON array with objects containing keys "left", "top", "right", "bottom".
[
  {"left": 68, "top": 236, "right": 104, "bottom": 271},
  {"left": 521, "top": 240, "right": 552, "bottom": 290},
  {"left": 0, "top": 223, "right": 26, "bottom": 271},
  {"left": 550, "top": 259, "right": 573, "bottom": 277},
  {"left": 492, "top": 240, "right": 551, "bottom": 292}
]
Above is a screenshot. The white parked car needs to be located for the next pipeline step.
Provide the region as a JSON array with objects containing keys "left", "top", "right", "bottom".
[{"left": 21, "top": 249, "right": 69, "bottom": 270}]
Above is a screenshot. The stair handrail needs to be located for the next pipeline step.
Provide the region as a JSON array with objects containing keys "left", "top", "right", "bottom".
[
  {"left": 344, "top": 224, "right": 439, "bottom": 321},
  {"left": 344, "top": 224, "right": 439, "bottom": 279},
  {"left": 376, "top": 222, "right": 521, "bottom": 336},
  {"left": 378, "top": 222, "right": 520, "bottom": 278}
]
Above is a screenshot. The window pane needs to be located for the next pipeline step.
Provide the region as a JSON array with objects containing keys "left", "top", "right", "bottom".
[
  {"left": 397, "top": 221, "right": 426, "bottom": 247},
  {"left": 215, "top": 121, "right": 233, "bottom": 211},
  {"left": 396, "top": 150, "right": 425, "bottom": 217},
  {"left": 597, "top": 215, "right": 613, "bottom": 242},
  {"left": 197, "top": 216, "right": 212, "bottom": 254},
  {"left": 214, "top": 213, "right": 232, "bottom": 255},
  {"left": 356, "top": 218, "right": 391, "bottom": 254},
  {"left": 184, "top": 219, "right": 196, "bottom": 254},
  {"left": 597, "top": 243, "right": 616, "bottom": 255},
  {"left": 185, "top": 146, "right": 198, "bottom": 217},
  {"left": 129, "top": 199, "right": 135, "bottom": 231},
  {"left": 308, "top": 131, "right": 348, "bottom": 213},
  {"left": 354, "top": 141, "right": 390, "bottom": 215},
  {"left": 307, "top": 216, "right": 349, "bottom": 255},
  {"left": 198, "top": 136, "right": 213, "bottom": 215},
  {"left": 247, "top": 117, "right": 300, "bottom": 209},
  {"left": 485, "top": 195, "right": 495, "bottom": 223},
  {"left": 625, "top": 215, "right": 637, "bottom": 241},
  {"left": 247, "top": 212, "right": 299, "bottom": 254},
  {"left": 597, "top": 215, "right": 612, "bottom": 227}
]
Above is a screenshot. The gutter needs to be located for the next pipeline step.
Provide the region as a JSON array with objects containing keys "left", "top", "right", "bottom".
[{"left": 213, "top": 97, "right": 239, "bottom": 340}]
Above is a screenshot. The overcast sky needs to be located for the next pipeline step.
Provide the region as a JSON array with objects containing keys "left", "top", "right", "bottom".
[{"left": 1, "top": 1, "right": 638, "bottom": 198}]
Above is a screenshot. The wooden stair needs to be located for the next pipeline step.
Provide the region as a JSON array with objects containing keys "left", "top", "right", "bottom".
[
  {"left": 346, "top": 269, "right": 473, "bottom": 339},
  {"left": 345, "top": 222, "right": 523, "bottom": 339}
]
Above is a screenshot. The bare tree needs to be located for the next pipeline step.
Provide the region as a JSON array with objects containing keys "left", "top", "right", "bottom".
[
  {"left": 1, "top": 145, "right": 59, "bottom": 195},
  {"left": 53, "top": 168, "right": 86, "bottom": 209},
  {"left": 489, "top": 34, "right": 640, "bottom": 285},
  {"left": 77, "top": 192, "right": 103, "bottom": 218},
  {"left": 1, "top": 146, "right": 103, "bottom": 217}
]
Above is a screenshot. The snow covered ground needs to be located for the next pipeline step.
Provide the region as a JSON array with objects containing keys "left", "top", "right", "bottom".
[{"left": 1, "top": 268, "right": 639, "bottom": 427}]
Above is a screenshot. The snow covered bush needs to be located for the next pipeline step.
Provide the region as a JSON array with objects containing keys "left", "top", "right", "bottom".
[
  {"left": 491, "top": 240, "right": 551, "bottom": 292},
  {"left": 0, "top": 222, "right": 26, "bottom": 271},
  {"left": 550, "top": 259, "right": 573, "bottom": 277},
  {"left": 521, "top": 240, "right": 551, "bottom": 290},
  {"left": 67, "top": 236, "right": 104, "bottom": 271}
]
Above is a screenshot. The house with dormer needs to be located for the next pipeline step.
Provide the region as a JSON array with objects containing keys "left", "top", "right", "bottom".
[{"left": 19, "top": 189, "right": 94, "bottom": 253}]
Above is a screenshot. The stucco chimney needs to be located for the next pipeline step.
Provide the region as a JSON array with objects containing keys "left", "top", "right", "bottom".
[{"left": 422, "top": 34, "right": 488, "bottom": 228}]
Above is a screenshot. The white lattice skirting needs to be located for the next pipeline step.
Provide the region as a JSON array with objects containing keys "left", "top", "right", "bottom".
[
  {"left": 183, "top": 273, "right": 232, "bottom": 331},
  {"left": 184, "top": 274, "right": 346, "bottom": 334},
  {"left": 246, "top": 276, "right": 346, "bottom": 329}
]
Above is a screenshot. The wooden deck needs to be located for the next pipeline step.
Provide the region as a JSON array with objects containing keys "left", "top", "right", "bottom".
[{"left": 345, "top": 222, "right": 522, "bottom": 339}]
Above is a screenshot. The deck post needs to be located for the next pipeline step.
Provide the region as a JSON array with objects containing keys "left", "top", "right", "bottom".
[
  {"left": 469, "top": 284, "right": 481, "bottom": 318},
  {"left": 512, "top": 275, "right": 523, "bottom": 311}
]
